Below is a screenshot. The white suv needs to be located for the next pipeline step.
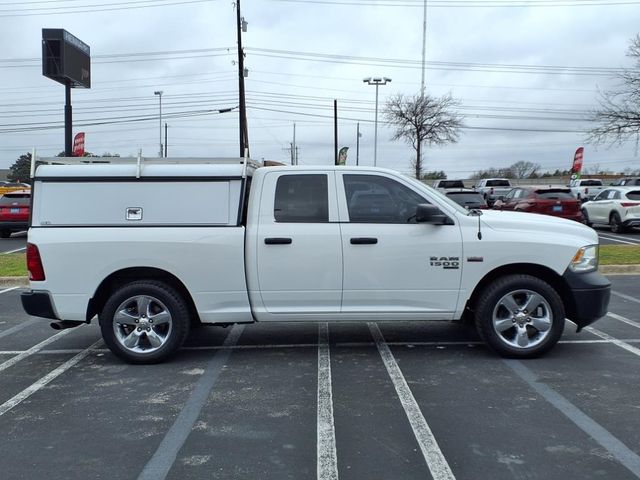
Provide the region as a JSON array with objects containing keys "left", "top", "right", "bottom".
[{"left": 581, "top": 187, "right": 640, "bottom": 233}]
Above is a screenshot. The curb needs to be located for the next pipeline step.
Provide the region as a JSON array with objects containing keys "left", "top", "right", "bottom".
[
  {"left": 0, "top": 277, "right": 29, "bottom": 288},
  {"left": 599, "top": 265, "right": 640, "bottom": 275},
  {"left": 1, "top": 265, "right": 639, "bottom": 288}
]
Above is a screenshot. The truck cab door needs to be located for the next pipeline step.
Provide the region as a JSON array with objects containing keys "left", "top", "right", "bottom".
[
  {"left": 249, "top": 171, "right": 342, "bottom": 317},
  {"left": 337, "top": 172, "right": 463, "bottom": 319}
]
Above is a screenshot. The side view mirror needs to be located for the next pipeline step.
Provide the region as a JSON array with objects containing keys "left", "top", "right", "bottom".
[{"left": 415, "top": 204, "right": 453, "bottom": 225}]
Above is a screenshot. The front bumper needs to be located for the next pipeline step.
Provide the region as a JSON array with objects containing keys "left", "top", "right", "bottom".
[
  {"left": 562, "top": 269, "right": 611, "bottom": 331},
  {"left": 21, "top": 290, "right": 59, "bottom": 320}
]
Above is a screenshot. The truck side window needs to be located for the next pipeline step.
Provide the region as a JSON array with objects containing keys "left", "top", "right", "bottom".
[
  {"left": 344, "top": 174, "right": 426, "bottom": 223},
  {"left": 274, "top": 174, "right": 328, "bottom": 223}
]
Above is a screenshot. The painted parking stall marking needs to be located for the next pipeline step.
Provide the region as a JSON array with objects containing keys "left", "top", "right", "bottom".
[
  {"left": 585, "top": 326, "right": 640, "bottom": 358},
  {"left": 607, "top": 312, "right": 640, "bottom": 329},
  {"left": 505, "top": 359, "right": 640, "bottom": 478},
  {"left": 368, "top": 322, "right": 456, "bottom": 480},
  {"left": 0, "top": 339, "right": 101, "bottom": 417},
  {"left": 0, "top": 328, "right": 73, "bottom": 374},
  {"left": 317, "top": 323, "right": 339, "bottom": 480},
  {"left": 612, "top": 290, "right": 640, "bottom": 305},
  {"left": 137, "top": 324, "right": 244, "bottom": 480}
]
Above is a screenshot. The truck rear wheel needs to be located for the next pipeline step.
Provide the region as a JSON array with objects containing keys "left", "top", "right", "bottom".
[
  {"left": 99, "top": 280, "right": 190, "bottom": 364},
  {"left": 475, "top": 275, "right": 564, "bottom": 358}
]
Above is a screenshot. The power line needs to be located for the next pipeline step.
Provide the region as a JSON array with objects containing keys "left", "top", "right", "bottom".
[
  {"left": 0, "top": 0, "right": 213, "bottom": 17},
  {"left": 271, "top": 0, "right": 640, "bottom": 7}
]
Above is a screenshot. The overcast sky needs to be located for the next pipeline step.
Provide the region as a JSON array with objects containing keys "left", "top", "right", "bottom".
[{"left": 1, "top": 0, "right": 640, "bottom": 178}]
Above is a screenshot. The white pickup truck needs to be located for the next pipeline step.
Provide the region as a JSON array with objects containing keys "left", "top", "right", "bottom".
[
  {"left": 473, "top": 178, "right": 513, "bottom": 206},
  {"left": 21, "top": 156, "right": 611, "bottom": 363},
  {"left": 569, "top": 178, "right": 605, "bottom": 202}
]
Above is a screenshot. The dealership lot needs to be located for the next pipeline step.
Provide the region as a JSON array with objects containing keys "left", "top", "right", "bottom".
[{"left": 0, "top": 277, "right": 639, "bottom": 480}]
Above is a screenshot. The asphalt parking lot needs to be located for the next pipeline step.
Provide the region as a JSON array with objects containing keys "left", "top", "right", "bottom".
[{"left": 0, "top": 276, "right": 639, "bottom": 480}]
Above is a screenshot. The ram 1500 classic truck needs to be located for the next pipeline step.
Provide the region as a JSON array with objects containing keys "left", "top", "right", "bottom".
[
  {"left": 473, "top": 178, "right": 513, "bottom": 206},
  {"left": 21, "top": 156, "right": 611, "bottom": 363},
  {"left": 569, "top": 178, "right": 604, "bottom": 202}
]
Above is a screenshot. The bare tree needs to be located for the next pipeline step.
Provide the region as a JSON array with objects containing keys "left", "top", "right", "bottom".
[
  {"left": 586, "top": 34, "right": 640, "bottom": 147},
  {"left": 384, "top": 92, "right": 463, "bottom": 179},
  {"left": 510, "top": 160, "right": 541, "bottom": 179}
]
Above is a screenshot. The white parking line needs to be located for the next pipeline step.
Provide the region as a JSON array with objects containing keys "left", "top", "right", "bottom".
[
  {"left": 0, "top": 318, "right": 38, "bottom": 340},
  {"left": 612, "top": 290, "right": 640, "bottom": 305},
  {"left": 317, "top": 323, "right": 339, "bottom": 480},
  {"left": 0, "top": 286, "right": 19, "bottom": 295},
  {"left": 368, "top": 322, "right": 456, "bottom": 480},
  {"left": 0, "top": 329, "right": 73, "bottom": 374},
  {"left": 585, "top": 326, "right": 640, "bottom": 358},
  {"left": 1, "top": 247, "right": 26, "bottom": 254},
  {"left": 598, "top": 234, "right": 640, "bottom": 245},
  {"left": 505, "top": 360, "right": 640, "bottom": 478},
  {"left": 0, "top": 339, "right": 101, "bottom": 417},
  {"left": 607, "top": 312, "right": 640, "bottom": 329},
  {"left": 137, "top": 325, "right": 244, "bottom": 480}
]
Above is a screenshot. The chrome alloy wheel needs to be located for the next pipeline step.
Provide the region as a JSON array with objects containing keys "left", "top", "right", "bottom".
[
  {"left": 112, "top": 295, "right": 173, "bottom": 354},
  {"left": 491, "top": 289, "right": 552, "bottom": 349}
]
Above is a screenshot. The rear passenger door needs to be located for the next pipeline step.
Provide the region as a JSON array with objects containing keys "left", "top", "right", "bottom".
[{"left": 253, "top": 171, "right": 343, "bottom": 315}]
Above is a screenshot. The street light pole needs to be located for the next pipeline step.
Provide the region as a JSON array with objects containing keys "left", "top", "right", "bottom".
[
  {"left": 154, "top": 90, "right": 163, "bottom": 157},
  {"left": 363, "top": 77, "right": 391, "bottom": 167}
]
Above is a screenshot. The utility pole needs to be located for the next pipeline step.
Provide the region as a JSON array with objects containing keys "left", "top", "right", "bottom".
[
  {"left": 421, "top": 0, "right": 427, "bottom": 95},
  {"left": 356, "top": 122, "right": 360, "bottom": 166},
  {"left": 363, "top": 77, "right": 391, "bottom": 167},
  {"left": 236, "top": 0, "right": 249, "bottom": 157},
  {"left": 293, "top": 123, "right": 297, "bottom": 165},
  {"left": 334, "top": 100, "right": 338, "bottom": 165},
  {"left": 154, "top": 90, "right": 163, "bottom": 157},
  {"left": 164, "top": 123, "right": 168, "bottom": 157}
]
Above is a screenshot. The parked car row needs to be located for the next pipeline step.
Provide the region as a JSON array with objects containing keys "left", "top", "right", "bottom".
[
  {"left": 438, "top": 183, "right": 640, "bottom": 234},
  {"left": 0, "top": 189, "right": 30, "bottom": 238}
]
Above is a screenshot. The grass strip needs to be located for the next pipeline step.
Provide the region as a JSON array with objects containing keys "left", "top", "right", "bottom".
[
  {"left": 0, "top": 253, "right": 27, "bottom": 276},
  {"left": 599, "top": 245, "right": 640, "bottom": 265}
]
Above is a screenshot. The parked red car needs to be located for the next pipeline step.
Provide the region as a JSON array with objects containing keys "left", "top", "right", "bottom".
[
  {"left": 493, "top": 186, "right": 583, "bottom": 222},
  {"left": 0, "top": 189, "right": 30, "bottom": 238}
]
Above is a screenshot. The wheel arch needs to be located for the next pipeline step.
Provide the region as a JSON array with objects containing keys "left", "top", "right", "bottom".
[
  {"left": 463, "top": 263, "right": 576, "bottom": 321},
  {"left": 86, "top": 267, "right": 200, "bottom": 325}
]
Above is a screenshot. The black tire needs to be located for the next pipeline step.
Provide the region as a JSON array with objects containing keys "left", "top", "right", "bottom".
[
  {"left": 610, "top": 212, "right": 626, "bottom": 234},
  {"left": 581, "top": 208, "right": 592, "bottom": 227},
  {"left": 0, "top": 229, "right": 11, "bottom": 238},
  {"left": 475, "top": 274, "right": 565, "bottom": 358},
  {"left": 99, "top": 280, "right": 190, "bottom": 364}
]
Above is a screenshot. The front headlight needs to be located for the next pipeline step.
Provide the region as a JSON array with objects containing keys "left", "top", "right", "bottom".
[{"left": 569, "top": 245, "right": 599, "bottom": 273}]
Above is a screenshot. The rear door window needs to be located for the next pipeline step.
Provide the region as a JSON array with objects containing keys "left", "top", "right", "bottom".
[{"left": 274, "top": 174, "right": 328, "bottom": 223}]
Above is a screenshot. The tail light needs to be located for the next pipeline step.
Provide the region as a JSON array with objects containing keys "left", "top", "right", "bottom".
[
  {"left": 621, "top": 202, "right": 640, "bottom": 208},
  {"left": 26, "top": 243, "right": 45, "bottom": 281},
  {"left": 585, "top": 188, "right": 589, "bottom": 194},
  {"left": 490, "top": 187, "right": 494, "bottom": 195}
]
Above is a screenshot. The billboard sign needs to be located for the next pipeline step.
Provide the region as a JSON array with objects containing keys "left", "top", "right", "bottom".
[{"left": 42, "top": 29, "right": 91, "bottom": 88}]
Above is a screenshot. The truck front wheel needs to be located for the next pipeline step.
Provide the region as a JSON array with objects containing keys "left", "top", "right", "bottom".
[
  {"left": 475, "top": 275, "right": 564, "bottom": 358},
  {"left": 99, "top": 280, "right": 190, "bottom": 364}
]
